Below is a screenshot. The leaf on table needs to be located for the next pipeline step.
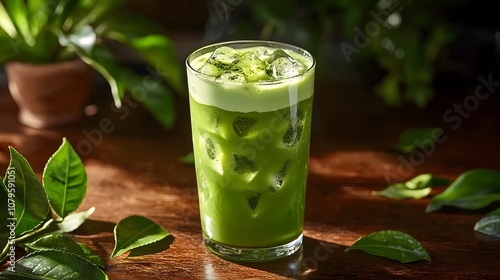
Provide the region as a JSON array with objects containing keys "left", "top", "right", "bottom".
[
  {"left": 7, "top": 147, "right": 51, "bottom": 236},
  {"left": 405, "top": 174, "right": 449, "bottom": 190},
  {"left": 57, "top": 207, "right": 95, "bottom": 233},
  {"left": 43, "top": 137, "right": 88, "bottom": 219},
  {"left": 372, "top": 183, "right": 432, "bottom": 200},
  {"left": 23, "top": 233, "right": 104, "bottom": 267},
  {"left": 345, "top": 230, "right": 431, "bottom": 263},
  {"left": 111, "top": 215, "right": 171, "bottom": 259},
  {"left": 426, "top": 169, "right": 500, "bottom": 213},
  {"left": 0, "top": 250, "right": 108, "bottom": 279},
  {"left": 372, "top": 174, "right": 448, "bottom": 200},
  {"left": 397, "top": 128, "right": 436, "bottom": 153},
  {"left": 128, "top": 234, "right": 175, "bottom": 257},
  {"left": 474, "top": 208, "right": 500, "bottom": 237}
]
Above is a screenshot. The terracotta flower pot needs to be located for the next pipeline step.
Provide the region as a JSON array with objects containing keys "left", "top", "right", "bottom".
[{"left": 5, "top": 59, "right": 94, "bottom": 129}]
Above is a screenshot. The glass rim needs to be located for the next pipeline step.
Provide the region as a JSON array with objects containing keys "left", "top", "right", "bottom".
[{"left": 186, "top": 40, "right": 316, "bottom": 86}]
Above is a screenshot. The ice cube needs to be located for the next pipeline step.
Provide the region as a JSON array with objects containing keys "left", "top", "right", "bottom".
[
  {"left": 253, "top": 47, "right": 272, "bottom": 60},
  {"left": 208, "top": 46, "right": 239, "bottom": 64},
  {"left": 266, "top": 49, "right": 305, "bottom": 79},
  {"left": 269, "top": 160, "right": 290, "bottom": 193},
  {"left": 232, "top": 117, "right": 257, "bottom": 137},
  {"left": 282, "top": 124, "right": 303, "bottom": 147},
  {"left": 218, "top": 72, "right": 246, "bottom": 83},
  {"left": 205, "top": 138, "right": 216, "bottom": 160},
  {"left": 233, "top": 154, "right": 254, "bottom": 174},
  {"left": 266, "top": 49, "right": 295, "bottom": 64},
  {"left": 232, "top": 52, "right": 268, "bottom": 82},
  {"left": 248, "top": 193, "right": 261, "bottom": 210},
  {"left": 198, "top": 61, "right": 222, "bottom": 77},
  {"left": 199, "top": 47, "right": 239, "bottom": 77},
  {"left": 198, "top": 174, "right": 210, "bottom": 202}
]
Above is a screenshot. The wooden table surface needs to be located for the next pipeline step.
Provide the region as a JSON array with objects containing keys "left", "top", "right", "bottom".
[{"left": 1, "top": 80, "right": 499, "bottom": 279}]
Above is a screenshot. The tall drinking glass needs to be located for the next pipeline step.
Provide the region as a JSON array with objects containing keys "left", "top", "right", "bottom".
[{"left": 186, "top": 41, "right": 315, "bottom": 262}]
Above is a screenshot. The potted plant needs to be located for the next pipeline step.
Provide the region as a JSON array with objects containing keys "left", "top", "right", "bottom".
[{"left": 0, "top": 0, "right": 184, "bottom": 129}]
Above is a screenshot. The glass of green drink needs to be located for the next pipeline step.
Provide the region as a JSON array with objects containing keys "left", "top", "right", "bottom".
[{"left": 186, "top": 41, "right": 315, "bottom": 262}]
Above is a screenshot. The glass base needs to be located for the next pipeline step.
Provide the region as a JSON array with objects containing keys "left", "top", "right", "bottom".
[{"left": 203, "top": 233, "right": 303, "bottom": 262}]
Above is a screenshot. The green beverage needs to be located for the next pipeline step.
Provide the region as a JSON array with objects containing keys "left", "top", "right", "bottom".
[{"left": 186, "top": 41, "right": 315, "bottom": 262}]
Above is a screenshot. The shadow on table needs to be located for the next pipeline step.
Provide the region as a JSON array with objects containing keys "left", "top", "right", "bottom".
[{"left": 235, "top": 236, "right": 344, "bottom": 279}]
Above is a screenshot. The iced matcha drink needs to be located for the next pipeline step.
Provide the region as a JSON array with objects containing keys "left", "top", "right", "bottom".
[{"left": 186, "top": 41, "right": 315, "bottom": 262}]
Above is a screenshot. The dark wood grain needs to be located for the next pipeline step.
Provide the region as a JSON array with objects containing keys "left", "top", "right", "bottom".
[{"left": 1, "top": 81, "right": 499, "bottom": 279}]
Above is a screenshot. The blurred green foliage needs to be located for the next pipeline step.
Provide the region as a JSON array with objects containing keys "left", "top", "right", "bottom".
[{"left": 228, "top": 0, "right": 466, "bottom": 108}]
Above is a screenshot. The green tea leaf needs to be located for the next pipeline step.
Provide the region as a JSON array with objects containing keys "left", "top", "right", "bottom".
[
  {"left": 474, "top": 208, "right": 500, "bottom": 237},
  {"left": 426, "top": 169, "right": 500, "bottom": 213},
  {"left": 111, "top": 215, "right": 170, "bottom": 259},
  {"left": 23, "top": 234, "right": 104, "bottom": 267},
  {"left": 43, "top": 137, "right": 88, "bottom": 219},
  {"left": 398, "top": 128, "right": 436, "bottom": 153},
  {"left": 405, "top": 174, "right": 449, "bottom": 190},
  {"left": 57, "top": 207, "right": 95, "bottom": 233},
  {"left": 372, "top": 183, "right": 432, "bottom": 200},
  {"left": 0, "top": 250, "right": 108, "bottom": 279},
  {"left": 372, "top": 174, "right": 448, "bottom": 200},
  {"left": 345, "top": 230, "right": 431, "bottom": 263},
  {"left": 7, "top": 147, "right": 51, "bottom": 236}
]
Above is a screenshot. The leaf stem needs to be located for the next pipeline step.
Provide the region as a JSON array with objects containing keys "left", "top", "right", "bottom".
[
  {"left": 15, "top": 219, "right": 55, "bottom": 243},
  {"left": 0, "top": 242, "right": 10, "bottom": 263}
]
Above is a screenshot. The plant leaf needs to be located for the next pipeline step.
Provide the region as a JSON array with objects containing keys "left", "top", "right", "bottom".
[
  {"left": 0, "top": 29, "right": 20, "bottom": 64},
  {"left": 23, "top": 234, "right": 104, "bottom": 268},
  {"left": 57, "top": 207, "right": 95, "bottom": 233},
  {"left": 0, "top": 2, "right": 18, "bottom": 38},
  {"left": 111, "top": 215, "right": 170, "bottom": 259},
  {"left": 43, "top": 137, "right": 87, "bottom": 219},
  {"left": 67, "top": 25, "right": 176, "bottom": 128},
  {"left": 372, "top": 174, "right": 448, "bottom": 200},
  {"left": 99, "top": 14, "right": 185, "bottom": 94},
  {"left": 405, "top": 174, "right": 449, "bottom": 190},
  {"left": 397, "top": 128, "right": 436, "bottom": 153},
  {"left": 474, "top": 208, "right": 500, "bottom": 237},
  {"left": 70, "top": 36, "right": 125, "bottom": 108},
  {"left": 27, "top": 0, "right": 49, "bottom": 38},
  {"left": 372, "top": 183, "right": 432, "bottom": 200},
  {"left": 7, "top": 147, "right": 51, "bottom": 236},
  {"left": 426, "top": 169, "right": 500, "bottom": 213},
  {"left": 0, "top": 250, "right": 108, "bottom": 279},
  {"left": 4, "top": 0, "right": 34, "bottom": 46},
  {"left": 76, "top": 0, "right": 127, "bottom": 27},
  {"left": 121, "top": 68, "right": 176, "bottom": 129},
  {"left": 345, "top": 230, "right": 431, "bottom": 263}
]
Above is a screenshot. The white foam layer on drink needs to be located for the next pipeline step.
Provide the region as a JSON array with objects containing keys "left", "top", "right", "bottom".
[{"left": 187, "top": 46, "right": 315, "bottom": 113}]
